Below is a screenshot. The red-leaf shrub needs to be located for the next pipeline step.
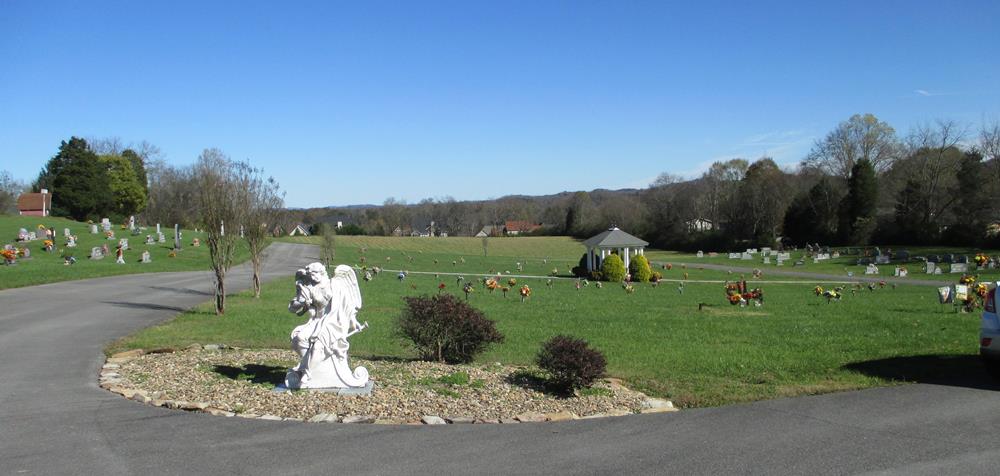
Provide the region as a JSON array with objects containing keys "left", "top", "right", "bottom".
[
  {"left": 398, "top": 294, "right": 504, "bottom": 364},
  {"left": 536, "top": 335, "right": 607, "bottom": 393}
]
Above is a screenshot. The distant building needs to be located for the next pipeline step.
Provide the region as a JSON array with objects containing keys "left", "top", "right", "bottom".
[
  {"left": 582, "top": 227, "right": 649, "bottom": 272},
  {"left": 17, "top": 189, "right": 52, "bottom": 217},
  {"left": 685, "top": 218, "right": 714, "bottom": 232},
  {"left": 504, "top": 220, "right": 542, "bottom": 236},
  {"left": 288, "top": 224, "right": 311, "bottom": 236}
]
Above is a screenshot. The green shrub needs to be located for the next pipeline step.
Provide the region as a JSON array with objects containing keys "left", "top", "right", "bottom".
[
  {"left": 536, "top": 335, "right": 607, "bottom": 394},
  {"left": 601, "top": 253, "right": 626, "bottom": 282},
  {"left": 629, "top": 255, "right": 652, "bottom": 282},
  {"left": 398, "top": 294, "right": 504, "bottom": 364},
  {"left": 650, "top": 271, "right": 663, "bottom": 282}
]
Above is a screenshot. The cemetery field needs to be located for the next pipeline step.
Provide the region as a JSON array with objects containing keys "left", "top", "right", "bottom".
[
  {"left": 0, "top": 215, "right": 249, "bottom": 290},
  {"left": 110, "top": 238, "right": 980, "bottom": 408},
  {"left": 647, "top": 246, "right": 1000, "bottom": 283}
]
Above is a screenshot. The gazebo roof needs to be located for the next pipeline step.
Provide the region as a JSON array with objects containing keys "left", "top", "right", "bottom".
[{"left": 583, "top": 227, "right": 649, "bottom": 248}]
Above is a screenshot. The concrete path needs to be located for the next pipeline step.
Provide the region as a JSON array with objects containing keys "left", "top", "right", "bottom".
[{"left": 2, "top": 242, "right": 998, "bottom": 475}]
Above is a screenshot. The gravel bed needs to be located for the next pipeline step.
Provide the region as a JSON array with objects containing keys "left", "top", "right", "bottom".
[{"left": 110, "top": 348, "right": 659, "bottom": 423}]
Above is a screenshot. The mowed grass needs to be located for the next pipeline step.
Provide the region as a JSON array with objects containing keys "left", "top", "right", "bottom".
[
  {"left": 111, "top": 236, "right": 981, "bottom": 408},
  {"left": 0, "top": 215, "right": 249, "bottom": 290}
]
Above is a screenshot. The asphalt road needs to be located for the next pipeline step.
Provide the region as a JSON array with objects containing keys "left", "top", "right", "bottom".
[{"left": 2, "top": 242, "right": 999, "bottom": 475}]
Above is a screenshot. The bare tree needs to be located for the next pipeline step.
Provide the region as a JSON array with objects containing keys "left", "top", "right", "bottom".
[
  {"left": 241, "top": 163, "right": 284, "bottom": 298},
  {"left": 0, "top": 170, "right": 26, "bottom": 214},
  {"left": 317, "top": 222, "right": 336, "bottom": 268},
  {"left": 803, "top": 113, "right": 902, "bottom": 179},
  {"left": 194, "top": 149, "right": 247, "bottom": 315},
  {"left": 981, "top": 120, "right": 1000, "bottom": 185}
]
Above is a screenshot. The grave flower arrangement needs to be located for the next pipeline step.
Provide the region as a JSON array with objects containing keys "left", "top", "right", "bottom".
[
  {"left": 486, "top": 278, "right": 498, "bottom": 293},
  {"left": 975, "top": 253, "right": 989, "bottom": 268},
  {"left": 43, "top": 239, "right": 54, "bottom": 251},
  {"left": 438, "top": 282, "right": 446, "bottom": 294},
  {"left": 507, "top": 278, "right": 517, "bottom": 288},
  {"left": 519, "top": 284, "right": 531, "bottom": 302},
  {"left": 959, "top": 274, "right": 977, "bottom": 286},
  {"left": 1, "top": 248, "right": 17, "bottom": 264},
  {"left": 463, "top": 282, "right": 474, "bottom": 300}
]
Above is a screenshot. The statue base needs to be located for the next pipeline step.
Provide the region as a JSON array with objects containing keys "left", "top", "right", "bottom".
[{"left": 272, "top": 381, "right": 375, "bottom": 396}]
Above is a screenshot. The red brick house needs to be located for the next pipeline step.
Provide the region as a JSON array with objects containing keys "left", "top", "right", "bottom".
[
  {"left": 17, "top": 190, "right": 52, "bottom": 217},
  {"left": 504, "top": 220, "right": 542, "bottom": 236}
]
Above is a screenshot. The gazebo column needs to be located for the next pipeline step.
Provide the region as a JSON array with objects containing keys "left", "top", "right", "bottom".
[{"left": 623, "top": 247, "right": 630, "bottom": 270}]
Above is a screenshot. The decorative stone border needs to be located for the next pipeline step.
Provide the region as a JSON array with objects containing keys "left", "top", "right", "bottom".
[{"left": 100, "top": 348, "right": 676, "bottom": 424}]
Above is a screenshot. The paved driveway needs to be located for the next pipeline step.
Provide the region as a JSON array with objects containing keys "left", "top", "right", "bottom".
[{"left": 2, "top": 242, "right": 998, "bottom": 475}]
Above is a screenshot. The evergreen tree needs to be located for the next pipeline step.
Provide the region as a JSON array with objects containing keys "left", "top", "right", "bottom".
[
  {"left": 838, "top": 158, "right": 878, "bottom": 245},
  {"left": 784, "top": 177, "right": 841, "bottom": 245}
]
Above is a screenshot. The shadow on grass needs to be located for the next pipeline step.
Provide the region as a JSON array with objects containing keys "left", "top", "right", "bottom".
[
  {"left": 843, "top": 354, "right": 1000, "bottom": 391},
  {"left": 103, "top": 301, "right": 186, "bottom": 313},
  {"left": 212, "top": 364, "right": 287, "bottom": 387}
]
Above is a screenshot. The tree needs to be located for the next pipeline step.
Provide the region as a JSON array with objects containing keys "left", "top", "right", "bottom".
[
  {"left": 838, "top": 159, "right": 878, "bottom": 244},
  {"left": 0, "top": 171, "right": 25, "bottom": 214},
  {"left": 629, "top": 254, "right": 652, "bottom": 282},
  {"left": 242, "top": 164, "right": 284, "bottom": 298},
  {"left": 803, "top": 114, "right": 901, "bottom": 179},
  {"left": 144, "top": 159, "right": 198, "bottom": 228},
  {"left": 733, "top": 158, "right": 789, "bottom": 246},
  {"left": 194, "top": 149, "right": 246, "bottom": 315},
  {"left": 783, "top": 177, "right": 841, "bottom": 245},
  {"left": 51, "top": 152, "right": 114, "bottom": 221},
  {"left": 565, "top": 191, "right": 599, "bottom": 237},
  {"left": 99, "top": 154, "right": 147, "bottom": 218},
  {"left": 317, "top": 222, "right": 337, "bottom": 269}
]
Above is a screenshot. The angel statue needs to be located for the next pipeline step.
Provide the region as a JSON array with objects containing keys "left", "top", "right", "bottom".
[{"left": 285, "top": 262, "right": 370, "bottom": 389}]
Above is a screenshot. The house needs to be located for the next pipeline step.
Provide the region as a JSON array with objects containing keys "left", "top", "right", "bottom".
[
  {"left": 504, "top": 220, "right": 542, "bottom": 236},
  {"left": 17, "top": 189, "right": 52, "bottom": 217},
  {"left": 582, "top": 227, "right": 649, "bottom": 272},
  {"left": 288, "top": 223, "right": 311, "bottom": 236},
  {"left": 685, "top": 218, "right": 714, "bottom": 232},
  {"left": 475, "top": 225, "right": 500, "bottom": 237}
]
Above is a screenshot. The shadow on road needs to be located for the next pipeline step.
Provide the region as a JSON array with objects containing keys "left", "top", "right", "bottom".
[
  {"left": 103, "top": 301, "right": 187, "bottom": 313},
  {"left": 213, "top": 364, "right": 287, "bottom": 387},
  {"left": 844, "top": 354, "right": 1000, "bottom": 391},
  {"left": 146, "top": 286, "right": 213, "bottom": 296}
]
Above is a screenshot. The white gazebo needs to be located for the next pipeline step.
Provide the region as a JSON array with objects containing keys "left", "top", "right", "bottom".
[{"left": 583, "top": 227, "right": 649, "bottom": 272}]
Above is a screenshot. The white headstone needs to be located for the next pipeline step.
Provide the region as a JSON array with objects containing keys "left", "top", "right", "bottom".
[
  {"left": 66, "top": 236, "right": 76, "bottom": 247},
  {"left": 696, "top": 251, "right": 704, "bottom": 258},
  {"left": 951, "top": 263, "right": 968, "bottom": 274},
  {"left": 128, "top": 215, "right": 135, "bottom": 230},
  {"left": 119, "top": 238, "right": 129, "bottom": 250},
  {"left": 102, "top": 218, "right": 111, "bottom": 232},
  {"left": 865, "top": 264, "right": 879, "bottom": 275},
  {"left": 832, "top": 252, "right": 840, "bottom": 259},
  {"left": 156, "top": 223, "right": 161, "bottom": 234},
  {"left": 761, "top": 247, "right": 771, "bottom": 254},
  {"left": 90, "top": 224, "right": 98, "bottom": 234},
  {"left": 729, "top": 253, "right": 740, "bottom": 259},
  {"left": 925, "top": 262, "right": 936, "bottom": 274},
  {"left": 763, "top": 256, "right": 771, "bottom": 264},
  {"left": 741, "top": 252, "right": 752, "bottom": 260},
  {"left": 90, "top": 247, "right": 104, "bottom": 260},
  {"left": 63, "top": 228, "right": 70, "bottom": 237},
  {"left": 777, "top": 252, "right": 791, "bottom": 260},
  {"left": 141, "top": 250, "right": 151, "bottom": 263},
  {"left": 158, "top": 232, "right": 166, "bottom": 243}
]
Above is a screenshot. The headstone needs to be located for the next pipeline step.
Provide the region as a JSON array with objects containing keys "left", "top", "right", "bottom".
[
  {"left": 90, "top": 247, "right": 105, "bottom": 260},
  {"left": 90, "top": 224, "right": 98, "bottom": 234},
  {"left": 63, "top": 228, "right": 70, "bottom": 237},
  {"left": 145, "top": 235, "right": 154, "bottom": 245},
  {"left": 816, "top": 253, "right": 830, "bottom": 261},
  {"left": 141, "top": 251, "right": 151, "bottom": 263},
  {"left": 128, "top": 215, "right": 136, "bottom": 230},
  {"left": 66, "top": 236, "right": 76, "bottom": 248},
  {"left": 157, "top": 232, "right": 166, "bottom": 243},
  {"left": 763, "top": 256, "right": 771, "bottom": 264},
  {"left": 741, "top": 252, "right": 752, "bottom": 260},
  {"left": 761, "top": 247, "right": 772, "bottom": 254},
  {"left": 951, "top": 263, "right": 968, "bottom": 274},
  {"left": 729, "top": 253, "right": 740, "bottom": 259},
  {"left": 832, "top": 252, "right": 840, "bottom": 259},
  {"left": 696, "top": 251, "right": 704, "bottom": 258},
  {"left": 865, "top": 264, "right": 879, "bottom": 275},
  {"left": 894, "top": 267, "right": 908, "bottom": 277},
  {"left": 956, "top": 255, "right": 969, "bottom": 264},
  {"left": 156, "top": 223, "right": 161, "bottom": 234},
  {"left": 938, "top": 286, "right": 952, "bottom": 304},
  {"left": 174, "top": 224, "right": 180, "bottom": 250},
  {"left": 746, "top": 248, "right": 758, "bottom": 254},
  {"left": 101, "top": 218, "right": 111, "bottom": 232},
  {"left": 942, "top": 254, "right": 954, "bottom": 264},
  {"left": 119, "top": 238, "right": 129, "bottom": 250},
  {"left": 875, "top": 255, "right": 890, "bottom": 265},
  {"left": 925, "top": 262, "right": 936, "bottom": 274},
  {"left": 777, "top": 252, "right": 791, "bottom": 260},
  {"left": 27, "top": 231, "right": 37, "bottom": 241},
  {"left": 708, "top": 252, "right": 718, "bottom": 257},
  {"left": 955, "top": 285, "right": 969, "bottom": 302},
  {"left": 776, "top": 258, "right": 784, "bottom": 267}
]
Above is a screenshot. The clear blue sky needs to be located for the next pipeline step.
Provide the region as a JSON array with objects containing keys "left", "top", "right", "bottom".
[{"left": 2, "top": 1, "right": 998, "bottom": 208}]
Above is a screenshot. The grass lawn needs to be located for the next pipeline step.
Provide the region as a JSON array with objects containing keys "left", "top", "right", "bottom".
[
  {"left": 647, "top": 245, "right": 1000, "bottom": 283},
  {"left": 111, "top": 236, "right": 982, "bottom": 408},
  {"left": 0, "top": 215, "right": 250, "bottom": 290}
]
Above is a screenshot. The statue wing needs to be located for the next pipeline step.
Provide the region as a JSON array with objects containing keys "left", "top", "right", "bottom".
[{"left": 331, "top": 264, "right": 363, "bottom": 312}]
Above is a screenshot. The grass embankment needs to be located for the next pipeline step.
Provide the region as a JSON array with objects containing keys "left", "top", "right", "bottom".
[
  {"left": 0, "top": 215, "right": 250, "bottom": 290},
  {"left": 648, "top": 246, "right": 1000, "bottom": 283},
  {"left": 112, "top": 236, "right": 980, "bottom": 408}
]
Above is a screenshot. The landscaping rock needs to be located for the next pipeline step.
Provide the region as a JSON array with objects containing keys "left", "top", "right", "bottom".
[
  {"left": 545, "top": 411, "right": 579, "bottom": 422},
  {"left": 444, "top": 416, "right": 475, "bottom": 424},
  {"left": 421, "top": 415, "right": 447, "bottom": 425},
  {"left": 186, "top": 343, "right": 203, "bottom": 352},
  {"left": 640, "top": 406, "right": 678, "bottom": 414},
  {"left": 237, "top": 413, "right": 260, "bottom": 419},
  {"left": 515, "top": 412, "right": 548, "bottom": 423},
  {"left": 641, "top": 398, "right": 673, "bottom": 410},
  {"left": 498, "top": 418, "right": 520, "bottom": 424},
  {"left": 205, "top": 408, "right": 235, "bottom": 417},
  {"left": 342, "top": 415, "right": 376, "bottom": 424},
  {"left": 203, "top": 344, "right": 222, "bottom": 351},
  {"left": 111, "top": 349, "right": 144, "bottom": 359},
  {"left": 258, "top": 414, "right": 282, "bottom": 421},
  {"left": 101, "top": 363, "right": 120, "bottom": 370}
]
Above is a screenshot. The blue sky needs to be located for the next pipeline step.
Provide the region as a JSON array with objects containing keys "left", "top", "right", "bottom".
[{"left": 2, "top": 1, "right": 998, "bottom": 207}]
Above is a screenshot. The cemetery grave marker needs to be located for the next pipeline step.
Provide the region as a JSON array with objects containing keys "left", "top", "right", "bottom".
[
  {"left": 90, "top": 247, "right": 104, "bottom": 260},
  {"left": 696, "top": 251, "right": 704, "bottom": 258},
  {"left": 865, "top": 264, "right": 879, "bottom": 275},
  {"left": 741, "top": 252, "right": 752, "bottom": 260},
  {"left": 951, "top": 263, "right": 968, "bottom": 274},
  {"left": 926, "top": 262, "right": 937, "bottom": 274},
  {"left": 63, "top": 228, "right": 70, "bottom": 237},
  {"left": 141, "top": 251, "right": 151, "bottom": 263},
  {"left": 728, "top": 253, "right": 740, "bottom": 259},
  {"left": 90, "top": 224, "right": 98, "bottom": 234}
]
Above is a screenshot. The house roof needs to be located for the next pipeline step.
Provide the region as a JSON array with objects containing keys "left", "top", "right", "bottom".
[
  {"left": 505, "top": 221, "right": 541, "bottom": 232},
  {"left": 583, "top": 227, "right": 649, "bottom": 248},
  {"left": 17, "top": 192, "right": 51, "bottom": 211}
]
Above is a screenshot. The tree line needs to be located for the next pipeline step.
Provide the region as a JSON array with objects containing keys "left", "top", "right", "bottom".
[{"left": 290, "top": 114, "right": 1000, "bottom": 250}]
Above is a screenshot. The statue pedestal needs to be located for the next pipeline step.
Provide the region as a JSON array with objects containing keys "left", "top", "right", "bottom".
[{"left": 273, "top": 381, "right": 375, "bottom": 396}]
